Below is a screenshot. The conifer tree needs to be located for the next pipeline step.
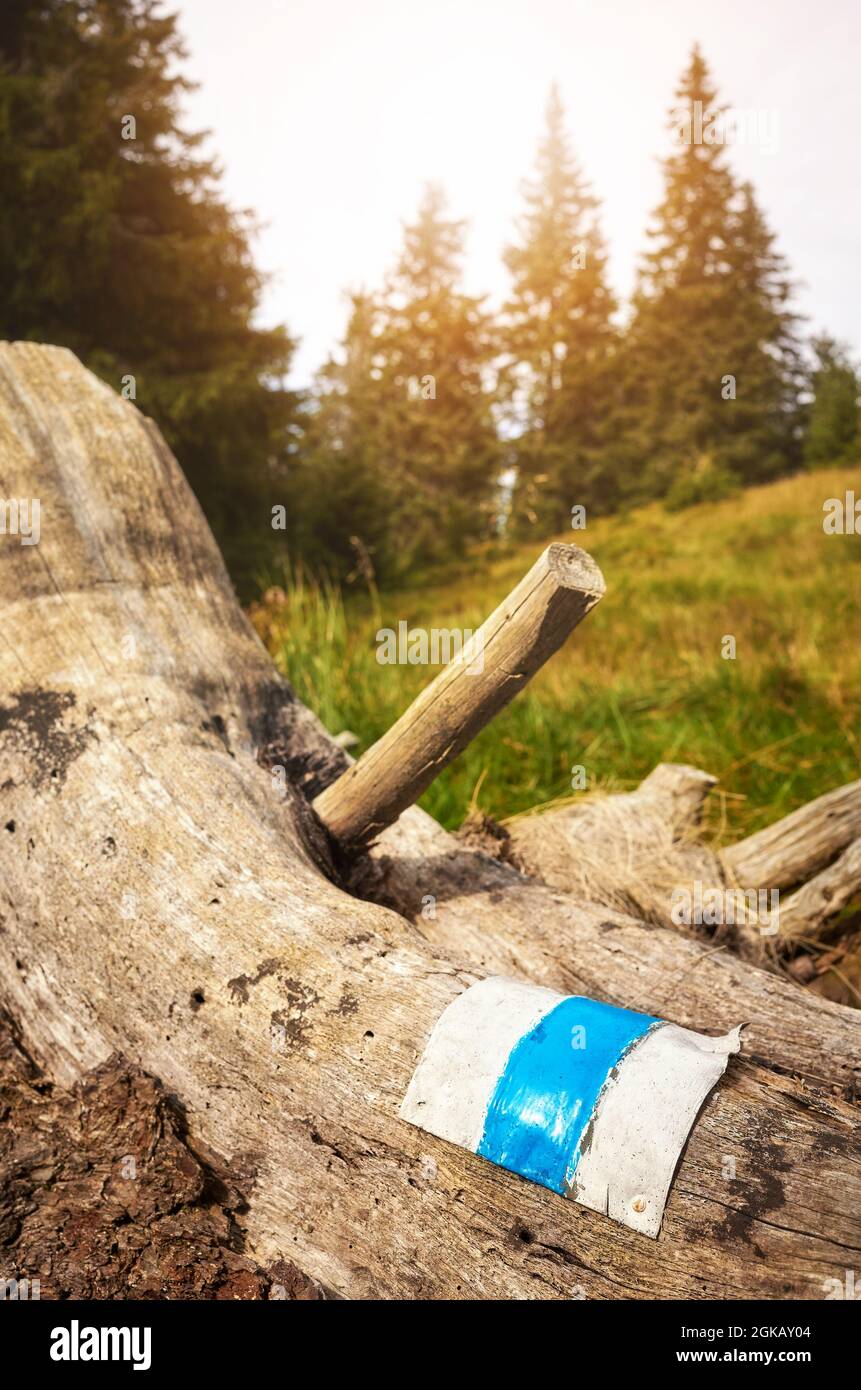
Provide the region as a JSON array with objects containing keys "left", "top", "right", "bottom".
[
  {"left": 502, "top": 85, "right": 618, "bottom": 533},
  {"left": 294, "top": 186, "right": 501, "bottom": 583},
  {"left": 286, "top": 292, "right": 397, "bottom": 585},
  {"left": 376, "top": 184, "right": 502, "bottom": 565},
  {"left": 0, "top": 0, "right": 299, "bottom": 596},
  {"left": 803, "top": 336, "right": 860, "bottom": 468},
  {"left": 713, "top": 181, "right": 806, "bottom": 484},
  {"left": 624, "top": 46, "right": 803, "bottom": 502}
]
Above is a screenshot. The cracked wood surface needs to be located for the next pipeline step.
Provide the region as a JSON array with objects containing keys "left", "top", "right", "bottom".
[{"left": 0, "top": 342, "right": 858, "bottom": 1299}]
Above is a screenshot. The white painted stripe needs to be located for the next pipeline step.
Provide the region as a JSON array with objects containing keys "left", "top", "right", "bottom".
[
  {"left": 399, "top": 976, "right": 564, "bottom": 1151},
  {"left": 570, "top": 1022, "right": 742, "bottom": 1237}
]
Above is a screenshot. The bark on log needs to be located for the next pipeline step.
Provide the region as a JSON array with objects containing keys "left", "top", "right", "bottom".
[
  {"left": 1, "top": 343, "right": 859, "bottom": 1300},
  {"left": 0, "top": 1013, "right": 334, "bottom": 1300}
]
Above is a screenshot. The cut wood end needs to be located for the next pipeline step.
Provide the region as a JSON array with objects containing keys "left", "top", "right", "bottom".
[{"left": 545, "top": 543, "right": 606, "bottom": 597}]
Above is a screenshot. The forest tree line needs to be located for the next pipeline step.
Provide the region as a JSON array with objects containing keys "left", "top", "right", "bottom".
[{"left": 1, "top": 0, "right": 858, "bottom": 597}]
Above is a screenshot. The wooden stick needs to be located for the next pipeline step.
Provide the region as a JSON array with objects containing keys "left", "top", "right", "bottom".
[
  {"left": 313, "top": 543, "right": 605, "bottom": 848},
  {"left": 722, "top": 778, "right": 861, "bottom": 889},
  {"left": 774, "top": 838, "right": 861, "bottom": 939}
]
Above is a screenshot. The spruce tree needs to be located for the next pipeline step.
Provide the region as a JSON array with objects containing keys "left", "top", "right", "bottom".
[
  {"left": 716, "top": 182, "right": 806, "bottom": 484},
  {"left": 291, "top": 188, "right": 503, "bottom": 585},
  {"left": 502, "top": 84, "right": 618, "bottom": 533},
  {"left": 294, "top": 185, "right": 500, "bottom": 584},
  {"left": 376, "top": 184, "right": 502, "bottom": 567},
  {"left": 804, "top": 336, "right": 860, "bottom": 468},
  {"left": 625, "top": 46, "right": 803, "bottom": 502},
  {"left": 287, "top": 292, "right": 398, "bottom": 586},
  {"left": 0, "top": 0, "right": 299, "bottom": 597}
]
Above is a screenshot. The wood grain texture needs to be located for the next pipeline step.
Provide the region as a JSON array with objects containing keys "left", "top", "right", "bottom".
[
  {"left": 313, "top": 542, "right": 605, "bottom": 847},
  {"left": 502, "top": 762, "right": 723, "bottom": 913},
  {"left": 1, "top": 343, "right": 858, "bottom": 1300},
  {"left": 723, "top": 779, "right": 861, "bottom": 889},
  {"left": 776, "top": 839, "right": 861, "bottom": 939}
]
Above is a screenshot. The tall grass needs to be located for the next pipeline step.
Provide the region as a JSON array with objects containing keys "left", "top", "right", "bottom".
[{"left": 251, "top": 467, "right": 861, "bottom": 842}]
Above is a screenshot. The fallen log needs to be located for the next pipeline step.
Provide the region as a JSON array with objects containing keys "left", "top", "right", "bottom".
[
  {"left": 1, "top": 343, "right": 859, "bottom": 1299},
  {"left": 723, "top": 780, "right": 861, "bottom": 889},
  {"left": 775, "top": 839, "right": 861, "bottom": 940}
]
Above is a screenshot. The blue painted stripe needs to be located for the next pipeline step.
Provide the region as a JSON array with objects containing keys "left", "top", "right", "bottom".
[{"left": 476, "top": 997, "right": 659, "bottom": 1194}]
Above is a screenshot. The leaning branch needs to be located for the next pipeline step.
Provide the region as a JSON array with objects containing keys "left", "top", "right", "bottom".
[
  {"left": 722, "top": 778, "right": 861, "bottom": 889},
  {"left": 313, "top": 543, "right": 605, "bottom": 848},
  {"left": 775, "top": 838, "right": 861, "bottom": 939}
]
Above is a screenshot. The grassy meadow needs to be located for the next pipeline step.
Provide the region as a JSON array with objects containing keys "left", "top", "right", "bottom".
[{"left": 251, "top": 467, "right": 861, "bottom": 847}]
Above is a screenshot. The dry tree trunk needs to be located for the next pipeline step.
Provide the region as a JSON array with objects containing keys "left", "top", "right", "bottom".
[{"left": 1, "top": 343, "right": 859, "bottom": 1300}]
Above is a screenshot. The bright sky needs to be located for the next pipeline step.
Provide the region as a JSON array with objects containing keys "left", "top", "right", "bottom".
[{"left": 175, "top": 0, "right": 860, "bottom": 386}]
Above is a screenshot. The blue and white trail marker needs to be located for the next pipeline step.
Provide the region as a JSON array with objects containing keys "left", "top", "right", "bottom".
[{"left": 400, "top": 977, "right": 741, "bottom": 1237}]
